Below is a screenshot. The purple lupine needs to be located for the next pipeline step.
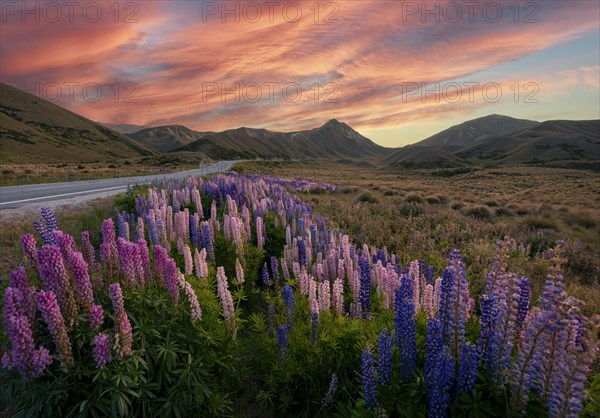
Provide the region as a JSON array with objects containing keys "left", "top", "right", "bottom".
[
  {"left": 361, "top": 346, "right": 377, "bottom": 410},
  {"left": 310, "top": 299, "right": 319, "bottom": 344},
  {"left": 235, "top": 258, "right": 245, "bottom": 283},
  {"left": 516, "top": 277, "right": 530, "bottom": 336},
  {"left": 378, "top": 328, "right": 392, "bottom": 385},
  {"left": 270, "top": 256, "right": 280, "bottom": 290},
  {"left": 102, "top": 218, "right": 116, "bottom": 245},
  {"left": 4, "top": 314, "right": 52, "bottom": 378},
  {"left": 322, "top": 373, "right": 338, "bottom": 407},
  {"left": 163, "top": 258, "right": 180, "bottom": 303},
  {"left": 181, "top": 280, "right": 202, "bottom": 322},
  {"left": 456, "top": 342, "right": 479, "bottom": 398},
  {"left": 394, "top": 285, "right": 416, "bottom": 383},
  {"left": 261, "top": 263, "right": 270, "bottom": 287},
  {"left": 89, "top": 304, "right": 104, "bottom": 329},
  {"left": 34, "top": 219, "right": 54, "bottom": 245},
  {"left": 216, "top": 267, "right": 236, "bottom": 338},
  {"left": 93, "top": 333, "right": 112, "bottom": 369},
  {"left": 359, "top": 256, "right": 371, "bottom": 316},
  {"left": 68, "top": 251, "right": 94, "bottom": 310},
  {"left": 277, "top": 324, "right": 288, "bottom": 363},
  {"left": 54, "top": 231, "right": 76, "bottom": 260},
  {"left": 298, "top": 239, "right": 307, "bottom": 268},
  {"left": 81, "top": 231, "right": 99, "bottom": 272},
  {"left": 9, "top": 267, "right": 36, "bottom": 325},
  {"left": 137, "top": 240, "right": 152, "bottom": 285},
  {"left": 282, "top": 284, "right": 295, "bottom": 330},
  {"left": 20, "top": 233, "right": 38, "bottom": 267},
  {"left": 37, "top": 245, "right": 77, "bottom": 325},
  {"left": 153, "top": 245, "right": 168, "bottom": 286},
  {"left": 109, "top": 283, "right": 133, "bottom": 358},
  {"left": 36, "top": 290, "right": 75, "bottom": 366}
]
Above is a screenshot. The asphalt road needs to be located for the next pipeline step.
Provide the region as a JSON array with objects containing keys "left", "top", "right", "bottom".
[{"left": 0, "top": 161, "right": 239, "bottom": 209}]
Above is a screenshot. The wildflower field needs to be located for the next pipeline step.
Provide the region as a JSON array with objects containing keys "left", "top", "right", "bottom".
[{"left": 1, "top": 171, "right": 598, "bottom": 417}]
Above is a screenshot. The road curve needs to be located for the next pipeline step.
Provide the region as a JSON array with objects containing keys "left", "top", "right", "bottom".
[{"left": 0, "top": 160, "right": 240, "bottom": 209}]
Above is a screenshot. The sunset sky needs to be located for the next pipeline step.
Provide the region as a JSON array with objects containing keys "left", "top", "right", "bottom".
[{"left": 1, "top": 0, "right": 598, "bottom": 146}]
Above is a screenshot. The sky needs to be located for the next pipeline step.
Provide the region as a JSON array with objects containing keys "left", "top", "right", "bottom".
[{"left": 1, "top": 0, "right": 599, "bottom": 146}]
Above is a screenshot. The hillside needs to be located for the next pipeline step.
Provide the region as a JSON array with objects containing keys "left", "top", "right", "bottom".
[
  {"left": 414, "top": 114, "right": 539, "bottom": 152},
  {"left": 457, "top": 120, "right": 600, "bottom": 165},
  {"left": 0, "top": 83, "right": 153, "bottom": 163},
  {"left": 136, "top": 119, "right": 390, "bottom": 160}
]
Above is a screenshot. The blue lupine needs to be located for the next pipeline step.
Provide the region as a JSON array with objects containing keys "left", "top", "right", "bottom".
[
  {"left": 41, "top": 207, "right": 59, "bottom": 232},
  {"left": 378, "top": 328, "right": 392, "bottom": 385},
  {"left": 277, "top": 324, "right": 288, "bottom": 363},
  {"left": 359, "top": 256, "right": 371, "bottom": 316},
  {"left": 298, "top": 239, "right": 307, "bottom": 268},
  {"left": 282, "top": 285, "right": 295, "bottom": 330},
  {"left": 146, "top": 215, "right": 159, "bottom": 245},
  {"left": 456, "top": 342, "right": 479, "bottom": 398},
  {"left": 190, "top": 215, "right": 200, "bottom": 247},
  {"left": 361, "top": 346, "right": 377, "bottom": 410},
  {"left": 428, "top": 346, "right": 455, "bottom": 418},
  {"left": 322, "top": 373, "right": 338, "bottom": 406},
  {"left": 267, "top": 303, "right": 275, "bottom": 337},
  {"left": 394, "top": 284, "right": 416, "bottom": 383},
  {"left": 425, "top": 265, "right": 435, "bottom": 285},
  {"left": 425, "top": 319, "right": 443, "bottom": 396},
  {"left": 201, "top": 222, "right": 214, "bottom": 261},
  {"left": 270, "top": 256, "right": 279, "bottom": 288},
  {"left": 516, "top": 277, "right": 530, "bottom": 333},
  {"left": 116, "top": 212, "right": 128, "bottom": 239}
]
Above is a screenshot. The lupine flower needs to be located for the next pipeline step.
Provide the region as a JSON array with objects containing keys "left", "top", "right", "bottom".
[
  {"left": 318, "top": 280, "right": 331, "bottom": 313},
  {"left": 41, "top": 207, "right": 59, "bottom": 234},
  {"left": 322, "top": 373, "right": 338, "bottom": 407},
  {"left": 456, "top": 342, "right": 479, "bottom": 397},
  {"left": 137, "top": 240, "right": 152, "bottom": 284},
  {"left": 36, "top": 290, "right": 75, "bottom": 367},
  {"left": 68, "top": 251, "right": 94, "bottom": 310},
  {"left": 37, "top": 245, "right": 77, "bottom": 325},
  {"left": 267, "top": 303, "right": 275, "bottom": 337},
  {"left": 81, "top": 231, "right": 99, "bottom": 272},
  {"left": 164, "top": 258, "right": 180, "bottom": 303},
  {"left": 262, "top": 263, "right": 270, "bottom": 286},
  {"left": 428, "top": 346, "right": 455, "bottom": 418},
  {"left": 9, "top": 267, "right": 36, "bottom": 325},
  {"left": 394, "top": 285, "right": 416, "bottom": 383},
  {"left": 270, "top": 256, "right": 279, "bottom": 290},
  {"left": 89, "top": 304, "right": 104, "bottom": 329},
  {"left": 378, "top": 328, "right": 392, "bottom": 385},
  {"left": 282, "top": 284, "right": 295, "bottom": 329},
  {"left": 277, "top": 324, "right": 288, "bottom": 363},
  {"left": 201, "top": 222, "right": 215, "bottom": 261},
  {"left": 256, "top": 216, "right": 264, "bottom": 250},
  {"left": 332, "top": 277, "right": 344, "bottom": 315},
  {"left": 361, "top": 346, "right": 377, "bottom": 409},
  {"left": 298, "top": 239, "right": 307, "bottom": 267},
  {"left": 359, "top": 256, "right": 371, "bottom": 316},
  {"left": 235, "top": 258, "right": 245, "bottom": 283},
  {"left": 109, "top": 283, "right": 133, "bottom": 358},
  {"left": 216, "top": 267, "right": 236, "bottom": 338},
  {"left": 181, "top": 242, "right": 194, "bottom": 275},
  {"left": 310, "top": 299, "right": 319, "bottom": 344},
  {"left": 116, "top": 212, "right": 128, "bottom": 240},
  {"left": 181, "top": 280, "right": 202, "bottom": 322},
  {"left": 194, "top": 248, "right": 208, "bottom": 280},
  {"left": 93, "top": 333, "right": 112, "bottom": 369},
  {"left": 19, "top": 233, "right": 37, "bottom": 267}
]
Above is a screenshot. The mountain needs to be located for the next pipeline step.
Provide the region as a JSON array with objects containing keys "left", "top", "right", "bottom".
[
  {"left": 128, "top": 125, "right": 208, "bottom": 153},
  {"left": 0, "top": 83, "right": 153, "bottom": 163},
  {"left": 414, "top": 114, "right": 539, "bottom": 152},
  {"left": 101, "top": 122, "right": 148, "bottom": 134},
  {"left": 382, "top": 146, "right": 468, "bottom": 168},
  {"left": 456, "top": 120, "right": 600, "bottom": 165},
  {"left": 134, "top": 119, "right": 389, "bottom": 160}
]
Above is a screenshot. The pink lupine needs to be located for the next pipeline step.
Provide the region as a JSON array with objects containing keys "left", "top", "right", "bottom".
[
  {"left": 109, "top": 283, "right": 133, "bottom": 358},
  {"left": 166, "top": 206, "right": 174, "bottom": 241},
  {"left": 235, "top": 258, "right": 245, "bottom": 284},
  {"left": 181, "top": 242, "right": 194, "bottom": 275},
  {"left": 423, "top": 284, "right": 435, "bottom": 318},
  {"left": 36, "top": 290, "right": 74, "bottom": 367},
  {"left": 37, "top": 245, "right": 77, "bottom": 325},
  {"left": 68, "top": 251, "right": 94, "bottom": 311},
  {"left": 181, "top": 280, "right": 202, "bottom": 322},
  {"left": 332, "top": 277, "right": 344, "bottom": 315},
  {"left": 137, "top": 240, "right": 152, "bottom": 284},
  {"left": 216, "top": 267, "right": 236, "bottom": 338},
  {"left": 137, "top": 217, "right": 145, "bottom": 242},
  {"left": 153, "top": 245, "right": 168, "bottom": 286},
  {"left": 19, "top": 233, "right": 37, "bottom": 267},
  {"left": 318, "top": 280, "right": 331, "bottom": 313},
  {"left": 100, "top": 242, "right": 115, "bottom": 282},
  {"left": 256, "top": 216, "right": 264, "bottom": 250},
  {"left": 299, "top": 268, "right": 309, "bottom": 296},
  {"left": 194, "top": 248, "right": 208, "bottom": 280},
  {"left": 309, "top": 276, "right": 317, "bottom": 305}
]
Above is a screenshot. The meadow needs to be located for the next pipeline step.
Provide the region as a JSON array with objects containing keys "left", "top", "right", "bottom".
[{"left": 0, "top": 165, "right": 598, "bottom": 417}]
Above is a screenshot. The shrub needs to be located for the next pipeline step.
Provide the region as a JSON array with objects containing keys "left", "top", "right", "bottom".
[
  {"left": 426, "top": 196, "right": 441, "bottom": 204},
  {"left": 356, "top": 193, "right": 379, "bottom": 204},
  {"left": 405, "top": 194, "right": 424, "bottom": 204},
  {"left": 524, "top": 216, "right": 559, "bottom": 231},
  {"left": 464, "top": 206, "right": 492, "bottom": 220}
]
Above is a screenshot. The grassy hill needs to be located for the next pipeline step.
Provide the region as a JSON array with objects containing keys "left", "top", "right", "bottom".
[{"left": 0, "top": 83, "right": 153, "bottom": 163}]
